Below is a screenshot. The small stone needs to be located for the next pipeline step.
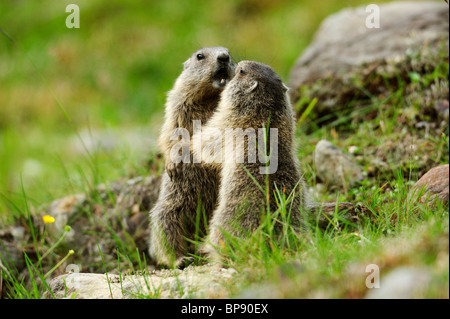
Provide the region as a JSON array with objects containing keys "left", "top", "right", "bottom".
[
  {"left": 434, "top": 99, "right": 449, "bottom": 121},
  {"left": 314, "top": 140, "right": 364, "bottom": 189},
  {"left": 348, "top": 146, "right": 358, "bottom": 154},
  {"left": 11, "top": 226, "right": 25, "bottom": 242},
  {"left": 415, "top": 121, "right": 430, "bottom": 130},
  {"left": 131, "top": 204, "right": 140, "bottom": 214},
  {"left": 45, "top": 194, "right": 86, "bottom": 236},
  {"left": 410, "top": 164, "right": 449, "bottom": 205}
]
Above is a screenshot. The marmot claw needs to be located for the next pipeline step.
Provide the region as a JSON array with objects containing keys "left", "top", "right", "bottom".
[{"left": 166, "top": 161, "right": 183, "bottom": 180}]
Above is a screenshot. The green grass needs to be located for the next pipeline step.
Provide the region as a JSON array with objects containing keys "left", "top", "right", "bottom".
[{"left": 200, "top": 171, "right": 448, "bottom": 299}]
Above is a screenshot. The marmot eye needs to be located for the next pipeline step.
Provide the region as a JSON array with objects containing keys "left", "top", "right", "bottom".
[
  {"left": 197, "top": 54, "right": 205, "bottom": 60},
  {"left": 239, "top": 69, "right": 245, "bottom": 75}
]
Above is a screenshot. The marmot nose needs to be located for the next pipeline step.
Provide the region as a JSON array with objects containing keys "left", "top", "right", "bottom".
[{"left": 217, "top": 52, "right": 230, "bottom": 63}]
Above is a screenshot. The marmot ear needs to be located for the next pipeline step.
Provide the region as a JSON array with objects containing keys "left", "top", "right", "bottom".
[
  {"left": 183, "top": 60, "right": 189, "bottom": 70},
  {"left": 245, "top": 80, "right": 258, "bottom": 94},
  {"left": 282, "top": 83, "right": 289, "bottom": 93}
]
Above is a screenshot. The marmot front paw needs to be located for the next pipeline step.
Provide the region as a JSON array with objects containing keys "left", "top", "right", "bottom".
[{"left": 165, "top": 161, "right": 184, "bottom": 181}]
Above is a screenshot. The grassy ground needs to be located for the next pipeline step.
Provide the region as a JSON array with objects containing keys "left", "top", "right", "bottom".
[
  {"left": 211, "top": 51, "right": 449, "bottom": 298},
  {"left": 0, "top": 0, "right": 448, "bottom": 299}
]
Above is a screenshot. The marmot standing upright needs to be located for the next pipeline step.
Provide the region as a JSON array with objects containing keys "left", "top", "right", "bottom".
[
  {"left": 193, "top": 60, "right": 310, "bottom": 260},
  {"left": 149, "top": 47, "right": 236, "bottom": 268}
]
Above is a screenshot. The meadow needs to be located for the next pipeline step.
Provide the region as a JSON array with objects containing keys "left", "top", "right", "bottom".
[{"left": 0, "top": 0, "right": 448, "bottom": 298}]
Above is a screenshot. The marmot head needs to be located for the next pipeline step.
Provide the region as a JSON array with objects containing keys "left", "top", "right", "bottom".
[
  {"left": 177, "top": 47, "right": 236, "bottom": 99},
  {"left": 221, "top": 60, "right": 289, "bottom": 116}
]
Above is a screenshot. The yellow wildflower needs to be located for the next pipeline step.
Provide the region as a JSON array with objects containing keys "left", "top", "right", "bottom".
[{"left": 42, "top": 215, "right": 55, "bottom": 224}]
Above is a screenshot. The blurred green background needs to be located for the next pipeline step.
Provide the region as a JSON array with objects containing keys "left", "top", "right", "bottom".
[{"left": 0, "top": 0, "right": 398, "bottom": 221}]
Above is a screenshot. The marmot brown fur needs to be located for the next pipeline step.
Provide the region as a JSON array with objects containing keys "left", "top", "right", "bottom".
[
  {"left": 192, "top": 60, "right": 310, "bottom": 261},
  {"left": 149, "top": 47, "right": 235, "bottom": 268}
]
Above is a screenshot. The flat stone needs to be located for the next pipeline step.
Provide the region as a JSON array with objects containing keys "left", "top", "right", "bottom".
[{"left": 45, "top": 264, "right": 235, "bottom": 299}]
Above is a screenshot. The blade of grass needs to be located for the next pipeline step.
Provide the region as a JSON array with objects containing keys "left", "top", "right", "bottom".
[
  {"left": 97, "top": 242, "right": 114, "bottom": 299},
  {"left": 297, "top": 97, "right": 318, "bottom": 126}
]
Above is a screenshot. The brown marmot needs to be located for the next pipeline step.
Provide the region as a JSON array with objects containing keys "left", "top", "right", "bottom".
[
  {"left": 149, "top": 47, "right": 236, "bottom": 268},
  {"left": 192, "top": 60, "right": 310, "bottom": 261}
]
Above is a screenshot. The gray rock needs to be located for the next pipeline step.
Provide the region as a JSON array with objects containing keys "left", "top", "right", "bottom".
[
  {"left": 10, "top": 226, "right": 26, "bottom": 242},
  {"left": 47, "top": 272, "right": 156, "bottom": 299},
  {"left": 0, "top": 237, "right": 24, "bottom": 272},
  {"left": 44, "top": 194, "right": 86, "bottom": 241},
  {"left": 434, "top": 99, "right": 449, "bottom": 122},
  {"left": 365, "top": 266, "right": 432, "bottom": 299},
  {"left": 288, "top": 1, "right": 449, "bottom": 111},
  {"left": 114, "top": 175, "right": 161, "bottom": 217},
  {"left": 45, "top": 264, "right": 234, "bottom": 299},
  {"left": 314, "top": 140, "right": 364, "bottom": 189},
  {"left": 40, "top": 175, "right": 161, "bottom": 252}
]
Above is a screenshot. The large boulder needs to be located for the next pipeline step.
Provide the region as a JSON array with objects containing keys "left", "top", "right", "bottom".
[{"left": 288, "top": 1, "right": 449, "bottom": 116}]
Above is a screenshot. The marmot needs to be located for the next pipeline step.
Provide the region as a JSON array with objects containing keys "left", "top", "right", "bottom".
[
  {"left": 192, "top": 60, "right": 310, "bottom": 261},
  {"left": 149, "top": 47, "right": 236, "bottom": 268}
]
